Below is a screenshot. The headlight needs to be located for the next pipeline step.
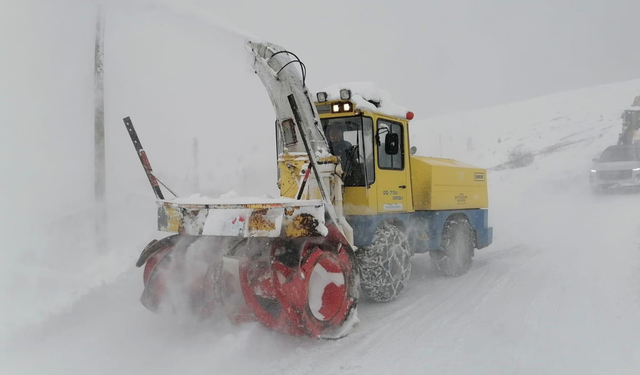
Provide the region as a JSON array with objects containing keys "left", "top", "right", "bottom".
[
  {"left": 590, "top": 169, "right": 597, "bottom": 173},
  {"left": 332, "top": 104, "right": 340, "bottom": 113},
  {"left": 316, "top": 92, "right": 328, "bottom": 103},
  {"left": 633, "top": 167, "right": 640, "bottom": 172}
]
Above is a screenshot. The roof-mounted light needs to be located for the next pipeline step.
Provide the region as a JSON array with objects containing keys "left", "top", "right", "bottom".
[
  {"left": 406, "top": 111, "right": 414, "bottom": 120},
  {"left": 340, "top": 89, "right": 351, "bottom": 100},
  {"left": 330, "top": 101, "right": 353, "bottom": 114},
  {"left": 317, "top": 92, "right": 328, "bottom": 103}
]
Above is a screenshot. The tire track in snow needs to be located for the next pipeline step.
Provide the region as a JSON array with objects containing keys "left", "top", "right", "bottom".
[
  {"left": 512, "top": 279, "right": 564, "bottom": 373},
  {"left": 258, "top": 244, "right": 541, "bottom": 375}
]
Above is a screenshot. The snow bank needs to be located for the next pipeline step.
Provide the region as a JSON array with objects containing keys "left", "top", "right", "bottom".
[
  {"left": 411, "top": 78, "right": 640, "bottom": 171},
  {"left": 0, "top": 0, "right": 276, "bottom": 338}
]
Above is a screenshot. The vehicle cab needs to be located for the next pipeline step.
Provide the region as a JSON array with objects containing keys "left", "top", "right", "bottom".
[{"left": 314, "top": 84, "right": 416, "bottom": 216}]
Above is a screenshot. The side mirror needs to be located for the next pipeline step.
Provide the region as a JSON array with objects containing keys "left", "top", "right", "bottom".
[
  {"left": 410, "top": 146, "right": 417, "bottom": 155},
  {"left": 385, "top": 133, "right": 400, "bottom": 155}
]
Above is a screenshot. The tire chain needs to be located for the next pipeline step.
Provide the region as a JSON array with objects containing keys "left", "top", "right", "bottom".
[{"left": 359, "top": 222, "right": 411, "bottom": 302}]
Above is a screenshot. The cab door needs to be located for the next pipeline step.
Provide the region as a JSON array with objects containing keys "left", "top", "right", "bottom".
[{"left": 375, "top": 118, "right": 410, "bottom": 213}]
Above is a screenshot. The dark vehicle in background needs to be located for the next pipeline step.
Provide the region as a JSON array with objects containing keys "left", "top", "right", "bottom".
[{"left": 590, "top": 145, "right": 640, "bottom": 193}]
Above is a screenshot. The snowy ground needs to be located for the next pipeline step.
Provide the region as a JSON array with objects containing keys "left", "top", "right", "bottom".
[
  {"left": 2, "top": 3, "right": 640, "bottom": 375},
  {"left": 4, "top": 80, "right": 640, "bottom": 375}
]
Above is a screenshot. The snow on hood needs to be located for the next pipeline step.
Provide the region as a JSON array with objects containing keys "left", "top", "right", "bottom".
[
  {"left": 622, "top": 107, "right": 640, "bottom": 112},
  {"left": 317, "top": 81, "right": 410, "bottom": 120},
  {"left": 592, "top": 160, "right": 640, "bottom": 171}
]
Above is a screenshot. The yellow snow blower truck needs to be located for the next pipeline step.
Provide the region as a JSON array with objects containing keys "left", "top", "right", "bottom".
[{"left": 124, "top": 41, "right": 492, "bottom": 339}]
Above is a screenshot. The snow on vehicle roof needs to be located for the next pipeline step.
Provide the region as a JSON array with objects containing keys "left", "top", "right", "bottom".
[{"left": 317, "top": 81, "right": 410, "bottom": 119}]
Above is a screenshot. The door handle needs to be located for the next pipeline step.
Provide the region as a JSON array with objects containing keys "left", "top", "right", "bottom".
[{"left": 399, "top": 185, "right": 406, "bottom": 189}]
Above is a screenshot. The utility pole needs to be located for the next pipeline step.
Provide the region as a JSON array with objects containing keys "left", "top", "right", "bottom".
[
  {"left": 192, "top": 137, "right": 200, "bottom": 192},
  {"left": 94, "top": 5, "right": 107, "bottom": 252}
]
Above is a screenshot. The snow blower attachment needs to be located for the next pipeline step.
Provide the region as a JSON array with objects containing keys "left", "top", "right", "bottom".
[
  {"left": 126, "top": 41, "right": 493, "bottom": 339},
  {"left": 125, "top": 42, "right": 359, "bottom": 339}
]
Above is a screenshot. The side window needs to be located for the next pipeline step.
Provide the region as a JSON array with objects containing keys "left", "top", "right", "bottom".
[{"left": 377, "top": 119, "right": 404, "bottom": 170}]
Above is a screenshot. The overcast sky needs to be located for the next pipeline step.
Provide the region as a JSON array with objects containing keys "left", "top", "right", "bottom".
[
  {"left": 4, "top": 0, "right": 639, "bottom": 117},
  {"left": 164, "top": 0, "right": 640, "bottom": 117}
]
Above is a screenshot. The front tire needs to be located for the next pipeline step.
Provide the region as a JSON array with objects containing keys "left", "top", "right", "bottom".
[
  {"left": 359, "top": 221, "right": 411, "bottom": 302},
  {"left": 430, "top": 218, "right": 474, "bottom": 277}
]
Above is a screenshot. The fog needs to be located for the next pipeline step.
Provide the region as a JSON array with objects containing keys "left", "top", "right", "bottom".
[
  {"left": 2, "top": 1, "right": 640, "bottom": 373},
  {"left": 166, "top": 0, "right": 640, "bottom": 115},
  {"left": 3, "top": 0, "right": 638, "bottom": 220}
]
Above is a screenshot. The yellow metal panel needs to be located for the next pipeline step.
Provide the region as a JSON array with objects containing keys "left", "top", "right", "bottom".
[
  {"left": 410, "top": 156, "right": 488, "bottom": 211},
  {"left": 410, "top": 158, "right": 433, "bottom": 211},
  {"left": 278, "top": 155, "right": 306, "bottom": 199},
  {"left": 160, "top": 205, "right": 184, "bottom": 233},
  {"left": 343, "top": 186, "right": 378, "bottom": 215},
  {"left": 277, "top": 153, "right": 338, "bottom": 199}
]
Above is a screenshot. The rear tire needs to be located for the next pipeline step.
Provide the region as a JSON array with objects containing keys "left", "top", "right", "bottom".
[
  {"left": 359, "top": 221, "right": 411, "bottom": 302},
  {"left": 430, "top": 218, "right": 474, "bottom": 277}
]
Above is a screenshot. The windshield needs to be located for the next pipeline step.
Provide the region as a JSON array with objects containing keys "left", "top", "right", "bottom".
[
  {"left": 321, "top": 116, "right": 374, "bottom": 187},
  {"left": 598, "top": 146, "right": 640, "bottom": 162}
]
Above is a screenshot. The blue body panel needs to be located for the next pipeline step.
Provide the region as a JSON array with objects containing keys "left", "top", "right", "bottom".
[{"left": 346, "top": 209, "right": 492, "bottom": 253}]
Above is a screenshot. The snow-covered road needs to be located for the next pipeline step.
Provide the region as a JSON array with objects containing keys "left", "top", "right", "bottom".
[{"left": 4, "top": 182, "right": 640, "bottom": 375}]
